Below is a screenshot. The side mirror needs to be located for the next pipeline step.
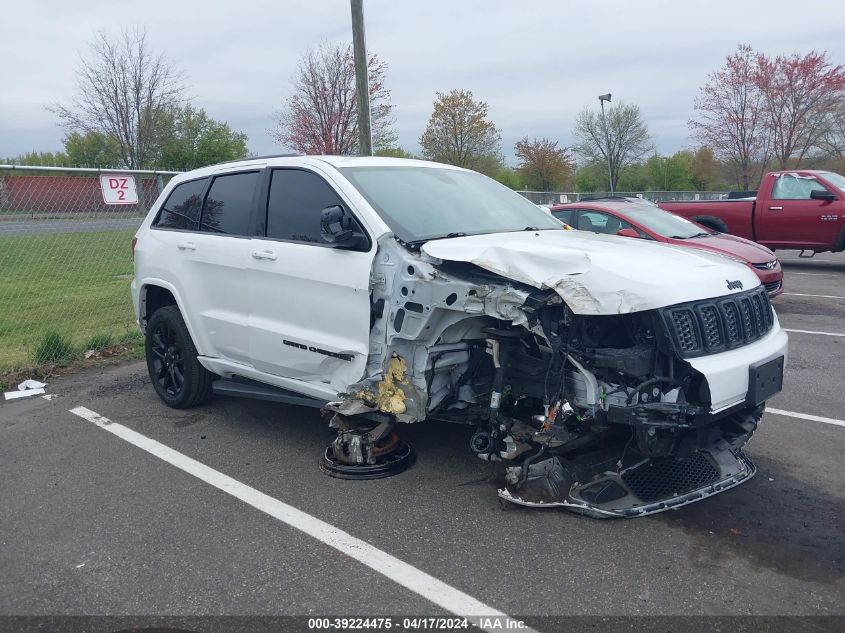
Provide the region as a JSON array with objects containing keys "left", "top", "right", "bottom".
[
  {"left": 320, "top": 205, "right": 367, "bottom": 250},
  {"left": 617, "top": 228, "right": 641, "bottom": 238},
  {"left": 810, "top": 189, "right": 837, "bottom": 201}
]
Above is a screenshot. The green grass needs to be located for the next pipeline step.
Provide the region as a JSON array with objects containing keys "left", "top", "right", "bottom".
[
  {"left": 33, "top": 330, "right": 77, "bottom": 364},
  {"left": 0, "top": 228, "right": 138, "bottom": 371},
  {"left": 83, "top": 332, "right": 116, "bottom": 350}
]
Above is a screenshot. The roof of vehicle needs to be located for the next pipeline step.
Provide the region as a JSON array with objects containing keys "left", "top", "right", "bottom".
[
  {"left": 550, "top": 196, "right": 657, "bottom": 212},
  {"left": 169, "top": 155, "right": 469, "bottom": 182},
  {"left": 767, "top": 169, "right": 830, "bottom": 176},
  {"left": 313, "top": 155, "right": 467, "bottom": 170}
]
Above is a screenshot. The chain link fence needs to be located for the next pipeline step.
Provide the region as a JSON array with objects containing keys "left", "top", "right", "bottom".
[
  {"left": 0, "top": 165, "right": 179, "bottom": 377},
  {"left": 517, "top": 190, "right": 731, "bottom": 204}
]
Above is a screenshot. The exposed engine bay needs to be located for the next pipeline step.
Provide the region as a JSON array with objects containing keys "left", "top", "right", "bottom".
[{"left": 322, "top": 235, "right": 778, "bottom": 518}]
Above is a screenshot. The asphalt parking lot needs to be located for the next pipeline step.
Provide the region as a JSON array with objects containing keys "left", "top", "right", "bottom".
[
  {"left": 0, "top": 217, "right": 142, "bottom": 236},
  {"left": 1, "top": 250, "right": 843, "bottom": 631}
]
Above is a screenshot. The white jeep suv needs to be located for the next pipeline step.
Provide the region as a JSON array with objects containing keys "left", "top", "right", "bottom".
[{"left": 132, "top": 155, "right": 788, "bottom": 517}]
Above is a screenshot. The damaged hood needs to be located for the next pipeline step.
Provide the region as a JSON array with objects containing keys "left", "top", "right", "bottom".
[{"left": 421, "top": 230, "right": 761, "bottom": 315}]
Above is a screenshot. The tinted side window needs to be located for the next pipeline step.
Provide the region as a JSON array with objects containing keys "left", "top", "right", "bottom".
[
  {"left": 266, "top": 169, "right": 344, "bottom": 243},
  {"left": 154, "top": 179, "right": 206, "bottom": 230},
  {"left": 199, "top": 171, "right": 260, "bottom": 235},
  {"left": 552, "top": 209, "right": 573, "bottom": 226}
]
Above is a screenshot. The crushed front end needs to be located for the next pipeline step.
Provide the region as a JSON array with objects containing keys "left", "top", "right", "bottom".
[{"left": 326, "top": 235, "right": 788, "bottom": 518}]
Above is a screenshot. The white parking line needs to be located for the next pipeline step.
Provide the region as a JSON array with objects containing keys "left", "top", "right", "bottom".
[
  {"left": 783, "top": 328, "right": 844, "bottom": 337},
  {"left": 767, "top": 408, "right": 845, "bottom": 428},
  {"left": 783, "top": 292, "right": 845, "bottom": 299},
  {"left": 68, "top": 406, "right": 532, "bottom": 632}
]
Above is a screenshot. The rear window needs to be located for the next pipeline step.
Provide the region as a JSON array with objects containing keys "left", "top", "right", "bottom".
[
  {"left": 153, "top": 178, "right": 206, "bottom": 230},
  {"left": 199, "top": 171, "right": 260, "bottom": 236}
]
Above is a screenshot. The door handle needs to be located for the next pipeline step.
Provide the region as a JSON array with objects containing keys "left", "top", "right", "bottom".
[
  {"left": 252, "top": 249, "right": 277, "bottom": 261},
  {"left": 177, "top": 241, "right": 197, "bottom": 251},
  {"left": 768, "top": 206, "right": 783, "bottom": 211}
]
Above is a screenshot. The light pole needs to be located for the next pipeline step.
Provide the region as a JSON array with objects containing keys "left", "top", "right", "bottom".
[
  {"left": 658, "top": 155, "right": 669, "bottom": 190},
  {"left": 598, "top": 93, "right": 613, "bottom": 194},
  {"left": 351, "top": 0, "right": 373, "bottom": 156}
]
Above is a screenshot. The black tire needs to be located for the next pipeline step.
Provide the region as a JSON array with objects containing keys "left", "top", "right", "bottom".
[
  {"left": 145, "top": 305, "right": 213, "bottom": 408},
  {"left": 835, "top": 226, "right": 845, "bottom": 253},
  {"left": 691, "top": 215, "right": 730, "bottom": 233}
]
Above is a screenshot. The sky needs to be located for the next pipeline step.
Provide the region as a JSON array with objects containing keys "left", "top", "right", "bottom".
[{"left": 1, "top": 0, "right": 844, "bottom": 166}]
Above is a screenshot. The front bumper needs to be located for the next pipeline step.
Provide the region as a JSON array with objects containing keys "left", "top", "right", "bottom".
[
  {"left": 751, "top": 264, "right": 783, "bottom": 297},
  {"left": 688, "top": 318, "right": 788, "bottom": 412},
  {"left": 499, "top": 448, "right": 756, "bottom": 518},
  {"left": 499, "top": 406, "right": 762, "bottom": 518}
]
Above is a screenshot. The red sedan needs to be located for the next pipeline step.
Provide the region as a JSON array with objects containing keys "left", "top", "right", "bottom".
[{"left": 549, "top": 197, "right": 783, "bottom": 297}]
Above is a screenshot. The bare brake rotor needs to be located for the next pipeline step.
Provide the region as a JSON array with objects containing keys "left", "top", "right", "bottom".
[{"left": 319, "top": 415, "right": 415, "bottom": 480}]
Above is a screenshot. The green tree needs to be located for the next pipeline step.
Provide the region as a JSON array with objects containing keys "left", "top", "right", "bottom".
[
  {"left": 64, "top": 131, "right": 124, "bottom": 167},
  {"left": 419, "top": 89, "right": 502, "bottom": 175},
  {"left": 472, "top": 154, "right": 507, "bottom": 177},
  {"left": 158, "top": 106, "right": 249, "bottom": 170},
  {"left": 374, "top": 147, "right": 417, "bottom": 159},
  {"left": 646, "top": 151, "right": 695, "bottom": 190},
  {"left": 616, "top": 163, "right": 653, "bottom": 191},
  {"left": 491, "top": 167, "right": 522, "bottom": 190},
  {"left": 573, "top": 162, "right": 607, "bottom": 192},
  {"left": 3, "top": 150, "right": 71, "bottom": 166}
]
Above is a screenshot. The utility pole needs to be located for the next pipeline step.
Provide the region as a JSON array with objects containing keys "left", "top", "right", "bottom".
[
  {"left": 351, "top": 0, "right": 373, "bottom": 156},
  {"left": 598, "top": 93, "right": 613, "bottom": 193}
]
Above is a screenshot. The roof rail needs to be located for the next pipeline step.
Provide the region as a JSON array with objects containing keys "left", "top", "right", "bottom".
[
  {"left": 214, "top": 153, "right": 301, "bottom": 165},
  {"left": 578, "top": 195, "right": 638, "bottom": 202}
]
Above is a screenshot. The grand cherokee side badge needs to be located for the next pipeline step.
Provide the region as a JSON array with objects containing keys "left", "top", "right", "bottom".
[{"left": 726, "top": 279, "right": 743, "bottom": 290}]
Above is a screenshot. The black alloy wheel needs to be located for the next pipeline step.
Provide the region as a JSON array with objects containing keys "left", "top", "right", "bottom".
[
  {"left": 145, "top": 305, "right": 213, "bottom": 408},
  {"left": 150, "top": 320, "right": 185, "bottom": 397}
]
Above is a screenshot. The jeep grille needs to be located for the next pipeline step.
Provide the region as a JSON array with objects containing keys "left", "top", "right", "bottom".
[{"left": 661, "top": 287, "right": 774, "bottom": 357}]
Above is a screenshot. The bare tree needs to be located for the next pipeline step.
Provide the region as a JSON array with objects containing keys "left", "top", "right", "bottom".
[
  {"left": 270, "top": 42, "right": 395, "bottom": 155},
  {"left": 689, "top": 45, "right": 770, "bottom": 189},
  {"left": 819, "top": 101, "right": 845, "bottom": 165},
  {"left": 691, "top": 45, "right": 845, "bottom": 181},
  {"left": 49, "top": 27, "right": 185, "bottom": 169},
  {"left": 754, "top": 50, "right": 845, "bottom": 168},
  {"left": 572, "top": 101, "right": 653, "bottom": 190},
  {"left": 419, "top": 89, "right": 502, "bottom": 173}
]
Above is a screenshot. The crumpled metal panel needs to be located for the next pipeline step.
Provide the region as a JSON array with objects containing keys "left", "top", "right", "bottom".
[
  {"left": 422, "top": 230, "right": 761, "bottom": 315},
  {"left": 338, "top": 235, "right": 537, "bottom": 423}
]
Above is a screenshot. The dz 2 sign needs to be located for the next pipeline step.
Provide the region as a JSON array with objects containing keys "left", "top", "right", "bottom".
[{"left": 99, "top": 174, "right": 139, "bottom": 205}]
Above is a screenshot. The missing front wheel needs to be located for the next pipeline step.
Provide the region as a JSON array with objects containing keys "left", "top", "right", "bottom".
[{"left": 318, "top": 414, "right": 415, "bottom": 480}]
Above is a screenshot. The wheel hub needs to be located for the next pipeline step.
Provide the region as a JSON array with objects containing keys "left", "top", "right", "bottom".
[{"left": 319, "top": 416, "right": 415, "bottom": 480}]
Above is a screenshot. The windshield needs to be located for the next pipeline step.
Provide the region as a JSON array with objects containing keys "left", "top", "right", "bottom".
[
  {"left": 339, "top": 166, "right": 562, "bottom": 242},
  {"left": 625, "top": 205, "right": 713, "bottom": 239},
  {"left": 820, "top": 171, "right": 845, "bottom": 191}
]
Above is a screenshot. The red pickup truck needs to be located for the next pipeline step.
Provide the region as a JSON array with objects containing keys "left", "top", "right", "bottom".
[{"left": 660, "top": 170, "right": 845, "bottom": 254}]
